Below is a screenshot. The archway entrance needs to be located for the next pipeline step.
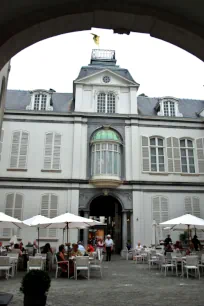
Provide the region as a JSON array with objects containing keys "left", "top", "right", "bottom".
[{"left": 89, "top": 195, "right": 122, "bottom": 253}]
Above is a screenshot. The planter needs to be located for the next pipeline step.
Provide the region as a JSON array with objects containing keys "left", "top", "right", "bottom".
[{"left": 24, "top": 295, "right": 47, "bottom": 306}]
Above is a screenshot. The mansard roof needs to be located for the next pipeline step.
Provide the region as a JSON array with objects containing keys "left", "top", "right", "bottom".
[{"left": 5, "top": 90, "right": 204, "bottom": 119}]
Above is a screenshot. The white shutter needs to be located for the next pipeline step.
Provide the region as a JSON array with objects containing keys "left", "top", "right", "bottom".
[
  {"left": 185, "top": 196, "right": 192, "bottom": 214},
  {"left": 196, "top": 138, "right": 204, "bottom": 173},
  {"left": 152, "top": 197, "right": 160, "bottom": 224},
  {"left": 40, "top": 194, "right": 58, "bottom": 238},
  {"left": 49, "top": 194, "right": 58, "bottom": 237},
  {"left": 44, "top": 133, "right": 53, "bottom": 170},
  {"left": 167, "top": 137, "right": 174, "bottom": 172},
  {"left": 14, "top": 194, "right": 23, "bottom": 220},
  {"left": 192, "top": 197, "right": 200, "bottom": 217},
  {"left": 172, "top": 137, "right": 181, "bottom": 173},
  {"left": 0, "top": 128, "right": 4, "bottom": 161},
  {"left": 142, "top": 136, "right": 150, "bottom": 171},
  {"left": 41, "top": 194, "right": 49, "bottom": 217},
  {"left": 160, "top": 197, "right": 169, "bottom": 222},
  {"left": 3, "top": 193, "right": 14, "bottom": 237},
  {"left": 10, "top": 131, "right": 21, "bottom": 168},
  {"left": 18, "top": 132, "right": 29, "bottom": 169},
  {"left": 52, "top": 133, "right": 61, "bottom": 170}
]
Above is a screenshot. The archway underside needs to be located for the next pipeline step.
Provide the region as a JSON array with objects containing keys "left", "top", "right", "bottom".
[{"left": 1, "top": 2, "right": 204, "bottom": 69}]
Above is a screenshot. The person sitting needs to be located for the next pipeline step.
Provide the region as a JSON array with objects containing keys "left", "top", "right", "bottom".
[
  {"left": 77, "top": 241, "right": 86, "bottom": 255},
  {"left": 135, "top": 242, "right": 143, "bottom": 251},
  {"left": 87, "top": 244, "right": 95, "bottom": 253},
  {"left": 174, "top": 241, "right": 183, "bottom": 250},
  {"left": 164, "top": 243, "right": 173, "bottom": 255},
  {"left": 126, "top": 240, "right": 131, "bottom": 251},
  {"left": 42, "top": 243, "right": 53, "bottom": 254},
  {"left": 57, "top": 245, "right": 70, "bottom": 277},
  {"left": 71, "top": 244, "right": 82, "bottom": 257}
]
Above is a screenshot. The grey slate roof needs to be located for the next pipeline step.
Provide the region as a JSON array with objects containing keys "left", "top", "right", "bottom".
[
  {"left": 5, "top": 90, "right": 73, "bottom": 113},
  {"left": 5, "top": 90, "right": 204, "bottom": 119},
  {"left": 75, "top": 66, "right": 137, "bottom": 84}
]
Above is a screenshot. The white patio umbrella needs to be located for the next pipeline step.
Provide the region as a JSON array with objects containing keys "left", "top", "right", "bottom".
[
  {"left": 0, "top": 212, "right": 27, "bottom": 229},
  {"left": 40, "top": 212, "right": 103, "bottom": 253},
  {"left": 160, "top": 214, "right": 204, "bottom": 245},
  {"left": 23, "top": 215, "right": 51, "bottom": 252}
]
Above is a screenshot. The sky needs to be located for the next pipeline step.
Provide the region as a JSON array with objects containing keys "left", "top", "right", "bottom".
[{"left": 7, "top": 28, "right": 204, "bottom": 99}]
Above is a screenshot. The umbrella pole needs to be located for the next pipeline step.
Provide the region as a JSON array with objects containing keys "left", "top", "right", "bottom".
[
  {"left": 66, "top": 222, "right": 69, "bottom": 259},
  {"left": 188, "top": 225, "right": 190, "bottom": 247},
  {"left": 38, "top": 227, "right": 40, "bottom": 253}
]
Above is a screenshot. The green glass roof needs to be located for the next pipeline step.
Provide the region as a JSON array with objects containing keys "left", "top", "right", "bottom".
[{"left": 93, "top": 129, "right": 120, "bottom": 141}]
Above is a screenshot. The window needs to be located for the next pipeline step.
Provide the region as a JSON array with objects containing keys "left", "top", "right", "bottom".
[
  {"left": 2, "top": 193, "right": 23, "bottom": 237},
  {"left": 180, "top": 139, "right": 195, "bottom": 173},
  {"left": 163, "top": 101, "right": 175, "bottom": 117},
  {"left": 34, "top": 94, "right": 47, "bottom": 111},
  {"left": 10, "top": 131, "right": 29, "bottom": 169},
  {"left": 39, "top": 194, "right": 58, "bottom": 238},
  {"left": 185, "top": 196, "right": 200, "bottom": 217},
  {"left": 97, "top": 92, "right": 115, "bottom": 113},
  {"left": 152, "top": 196, "right": 169, "bottom": 240},
  {"left": 196, "top": 138, "right": 204, "bottom": 173},
  {"left": 0, "top": 128, "right": 4, "bottom": 161},
  {"left": 91, "top": 129, "right": 121, "bottom": 177},
  {"left": 150, "top": 137, "right": 165, "bottom": 172},
  {"left": 103, "top": 76, "right": 111, "bottom": 83},
  {"left": 43, "top": 132, "right": 61, "bottom": 170}
]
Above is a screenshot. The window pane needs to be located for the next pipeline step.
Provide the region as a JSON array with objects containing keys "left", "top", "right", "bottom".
[
  {"left": 189, "top": 166, "right": 195, "bottom": 173},
  {"left": 181, "top": 149, "right": 186, "bottom": 157},
  {"left": 107, "top": 151, "right": 112, "bottom": 174},
  {"left": 158, "top": 148, "right": 164, "bottom": 155},
  {"left": 150, "top": 148, "right": 156, "bottom": 155},
  {"left": 180, "top": 140, "right": 185, "bottom": 147},
  {"left": 159, "top": 156, "right": 164, "bottom": 163},
  {"left": 189, "top": 157, "right": 194, "bottom": 165},
  {"left": 158, "top": 138, "right": 163, "bottom": 146},
  {"left": 101, "top": 151, "right": 106, "bottom": 174},
  {"left": 96, "top": 151, "right": 100, "bottom": 174},
  {"left": 34, "top": 94, "right": 40, "bottom": 110},
  {"left": 41, "top": 94, "right": 47, "bottom": 110},
  {"left": 108, "top": 144, "right": 112, "bottom": 150},
  {"left": 151, "top": 164, "right": 157, "bottom": 172},
  {"left": 182, "top": 165, "right": 188, "bottom": 173},
  {"left": 187, "top": 140, "right": 193, "bottom": 147},
  {"left": 151, "top": 156, "right": 156, "bottom": 163},
  {"left": 107, "top": 93, "right": 115, "bottom": 113},
  {"left": 97, "top": 93, "right": 106, "bottom": 113},
  {"left": 181, "top": 157, "right": 187, "bottom": 165},
  {"left": 114, "top": 152, "right": 118, "bottom": 175},
  {"left": 188, "top": 149, "right": 193, "bottom": 157},
  {"left": 150, "top": 138, "right": 155, "bottom": 146},
  {"left": 159, "top": 164, "right": 165, "bottom": 172}
]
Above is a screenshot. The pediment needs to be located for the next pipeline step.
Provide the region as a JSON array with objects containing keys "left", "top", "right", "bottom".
[{"left": 75, "top": 69, "right": 139, "bottom": 87}]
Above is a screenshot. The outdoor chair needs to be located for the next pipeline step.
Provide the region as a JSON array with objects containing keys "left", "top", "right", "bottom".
[
  {"left": 0, "top": 256, "right": 12, "bottom": 280},
  {"left": 183, "top": 256, "right": 200, "bottom": 279},
  {"left": 90, "top": 255, "right": 103, "bottom": 278},
  {"left": 27, "top": 257, "right": 43, "bottom": 271},
  {"left": 159, "top": 254, "right": 177, "bottom": 277},
  {"left": 7, "top": 252, "right": 19, "bottom": 276},
  {"left": 165, "top": 252, "right": 173, "bottom": 263},
  {"left": 148, "top": 252, "right": 159, "bottom": 270},
  {"left": 198, "top": 254, "right": 204, "bottom": 273},
  {"left": 55, "top": 254, "right": 69, "bottom": 278},
  {"left": 74, "top": 256, "right": 90, "bottom": 280},
  {"left": 133, "top": 250, "right": 143, "bottom": 264}
]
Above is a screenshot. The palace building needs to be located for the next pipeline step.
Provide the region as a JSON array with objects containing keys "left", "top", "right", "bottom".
[{"left": 0, "top": 49, "right": 204, "bottom": 251}]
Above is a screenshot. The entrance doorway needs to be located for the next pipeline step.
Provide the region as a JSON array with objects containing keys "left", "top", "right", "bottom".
[{"left": 89, "top": 195, "right": 122, "bottom": 253}]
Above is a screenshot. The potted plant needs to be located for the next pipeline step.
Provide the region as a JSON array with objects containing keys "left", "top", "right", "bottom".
[{"left": 20, "top": 270, "right": 51, "bottom": 306}]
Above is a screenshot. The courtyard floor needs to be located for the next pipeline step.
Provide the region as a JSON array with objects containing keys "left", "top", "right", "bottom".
[{"left": 1, "top": 255, "right": 204, "bottom": 306}]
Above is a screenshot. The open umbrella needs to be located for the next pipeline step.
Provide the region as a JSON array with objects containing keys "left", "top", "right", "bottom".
[
  {"left": 159, "top": 214, "right": 204, "bottom": 245},
  {"left": 23, "top": 215, "right": 51, "bottom": 252},
  {"left": 0, "top": 212, "right": 27, "bottom": 229}
]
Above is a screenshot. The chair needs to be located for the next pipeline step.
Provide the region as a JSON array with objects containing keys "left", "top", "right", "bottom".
[
  {"left": 198, "top": 254, "right": 204, "bottom": 273},
  {"left": 74, "top": 256, "right": 90, "bottom": 280},
  {"left": 184, "top": 256, "right": 200, "bottom": 279},
  {"left": 133, "top": 250, "right": 143, "bottom": 264},
  {"left": 159, "top": 254, "right": 177, "bottom": 276},
  {"left": 7, "top": 253, "right": 19, "bottom": 276},
  {"left": 90, "top": 255, "right": 103, "bottom": 278},
  {"left": 27, "top": 257, "right": 43, "bottom": 271},
  {"left": 55, "top": 254, "right": 69, "bottom": 278},
  {"left": 0, "top": 257, "right": 12, "bottom": 280},
  {"left": 148, "top": 251, "right": 159, "bottom": 270},
  {"left": 26, "top": 246, "right": 34, "bottom": 256}
]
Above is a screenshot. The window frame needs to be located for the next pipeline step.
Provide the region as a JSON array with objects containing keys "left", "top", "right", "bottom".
[
  {"left": 163, "top": 100, "right": 176, "bottom": 117},
  {"left": 97, "top": 92, "right": 116, "bottom": 114},
  {"left": 149, "top": 136, "right": 165, "bottom": 172},
  {"left": 43, "top": 132, "right": 62, "bottom": 170},
  {"left": 33, "top": 93, "right": 48, "bottom": 111},
  {"left": 180, "top": 138, "right": 195, "bottom": 174},
  {"left": 9, "top": 130, "right": 29, "bottom": 169}
]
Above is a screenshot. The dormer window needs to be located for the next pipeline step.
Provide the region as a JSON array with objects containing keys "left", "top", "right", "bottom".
[
  {"left": 156, "top": 97, "right": 183, "bottom": 117},
  {"left": 26, "top": 90, "right": 53, "bottom": 111},
  {"left": 97, "top": 92, "right": 116, "bottom": 113}
]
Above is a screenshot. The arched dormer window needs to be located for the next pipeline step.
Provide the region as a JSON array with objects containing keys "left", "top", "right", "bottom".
[
  {"left": 90, "top": 128, "right": 122, "bottom": 188},
  {"left": 97, "top": 92, "right": 116, "bottom": 113},
  {"left": 156, "top": 97, "right": 183, "bottom": 117},
  {"left": 26, "top": 90, "right": 53, "bottom": 111}
]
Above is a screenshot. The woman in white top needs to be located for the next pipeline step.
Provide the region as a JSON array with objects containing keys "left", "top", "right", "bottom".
[
  {"left": 135, "top": 242, "right": 143, "bottom": 251},
  {"left": 96, "top": 238, "right": 104, "bottom": 260}
]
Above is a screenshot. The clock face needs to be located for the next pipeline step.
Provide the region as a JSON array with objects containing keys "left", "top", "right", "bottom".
[{"left": 103, "top": 76, "right": 111, "bottom": 83}]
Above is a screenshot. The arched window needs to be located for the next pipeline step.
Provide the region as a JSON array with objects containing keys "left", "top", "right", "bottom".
[
  {"left": 97, "top": 92, "right": 115, "bottom": 113},
  {"left": 91, "top": 129, "right": 121, "bottom": 177},
  {"left": 150, "top": 137, "right": 165, "bottom": 172},
  {"left": 180, "top": 139, "right": 195, "bottom": 173},
  {"left": 163, "top": 101, "right": 175, "bottom": 116}
]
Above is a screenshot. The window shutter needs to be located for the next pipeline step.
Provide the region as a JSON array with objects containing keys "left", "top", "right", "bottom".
[
  {"left": 142, "top": 136, "right": 150, "bottom": 171},
  {"left": 18, "top": 132, "right": 29, "bottom": 168},
  {"left": 167, "top": 137, "right": 174, "bottom": 172},
  {"left": 160, "top": 197, "right": 168, "bottom": 222},
  {"left": 40, "top": 194, "right": 58, "bottom": 238},
  {"left": 185, "top": 196, "right": 192, "bottom": 214},
  {"left": 152, "top": 197, "right": 160, "bottom": 224},
  {"left": 44, "top": 133, "right": 53, "bottom": 169},
  {"left": 49, "top": 194, "right": 58, "bottom": 237},
  {"left": 41, "top": 194, "right": 49, "bottom": 217},
  {"left": 10, "top": 131, "right": 21, "bottom": 168},
  {"left": 14, "top": 194, "right": 23, "bottom": 220},
  {"left": 3, "top": 193, "right": 22, "bottom": 238},
  {"left": 196, "top": 138, "right": 204, "bottom": 173},
  {"left": 192, "top": 197, "right": 200, "bottom": 217},
  {"left": 172, "top": 137, "right": 181, "bottom": 172},
  {"left": 5, "top": 193, "right": 14, "bottom": 216},
  {"left": 0, "top": 128, "right": 4, "bottom": 160},
  {"left": 52, "top": 133, "right": 61, "bottom": 170}
]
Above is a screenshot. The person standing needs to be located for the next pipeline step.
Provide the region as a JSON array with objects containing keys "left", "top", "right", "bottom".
[
  {"left": 105, "top": 234, "right": 114, "bottom": 262},
  {"left": 96, "top": 238, "right": 104, "bottom": 260},
  {"left": 192, "top": 235, "right": 201, "bottom": 251},
  {"left": 164, "top": 235, "right": 172, "bottom": 247}
]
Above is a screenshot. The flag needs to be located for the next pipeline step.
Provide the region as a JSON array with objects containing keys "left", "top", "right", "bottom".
[{"left": 91, "top": 34, "right": 100, "bottom": 46}]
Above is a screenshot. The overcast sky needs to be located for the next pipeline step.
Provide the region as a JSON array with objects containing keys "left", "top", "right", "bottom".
[{"left": 7, "top": 28, "right": 204, "bottom": 99}]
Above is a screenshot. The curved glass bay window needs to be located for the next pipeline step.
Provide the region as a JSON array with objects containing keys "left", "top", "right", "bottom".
[{"left": 91, "top": 129, "right": 122, "bottom": 187}]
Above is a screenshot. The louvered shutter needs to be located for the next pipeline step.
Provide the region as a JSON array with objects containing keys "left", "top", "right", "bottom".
[
  {"left": 52, "top": 133, "right": 61, "bottom": 170},
  {"left": 160, "top": 197, "right": 169, "bottom": 222},
  {"left": 3, "top": 193, "right": 14, "bottom": 237},
  {"left": 49, "top": 194, "right": 58, "bottom": 237},
  {"left": 40, "top": 194, "right": 58, "bottom": 238},
  {"left": 192, "top": 197, "right": 200, "bottom": 217},
  {"left": 18, "top": 132, "right": 28, "bottom": 168},
  {"left": 152, "top": 197, "right": 160, "bottom": 224},
  {"left": 10, "top": 131, "right": 21, "bottom": 168},
  {"left": 185, "top": 196, "right": 192, "bottom": 214},
  {"left": 167, "top": 137, "right": 174, "bottom": 172},
  {"left": 0, "top": 128, "right": 4, "bottom": 160},
  {"left": 14, "top": 194, "right": 23, "bottom": 220},
  {"left": 41, "top": 194, "right": 49, "bottom": 217},
  {"left": 142, "top": 136, "right": 150, "bottom": 171},
  {"left": 196, "top": 138, "right": 204, "bottom": 173},
  {"left": 172, "top": 137, "right": 181, "bottom": 172},
  {"left": 44, "top": 133, "right": 53, "bottom": 169}
]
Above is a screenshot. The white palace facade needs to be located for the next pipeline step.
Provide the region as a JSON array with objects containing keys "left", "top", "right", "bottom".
[{"left": 0, "top": 49, "right": 204, "bottom": 251}]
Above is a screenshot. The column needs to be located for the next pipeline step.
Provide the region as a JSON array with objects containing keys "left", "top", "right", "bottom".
[
  {"left": 122, "top": 211, "right": 127, "bottom": 249},
  {"left": 130, "top": 211, "right": 134, "bottom": 249},
  {"left": 83, "top": 211, "right": 89, "bottom": 247}
]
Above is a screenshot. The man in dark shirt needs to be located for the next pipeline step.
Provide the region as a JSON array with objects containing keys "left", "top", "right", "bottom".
[
  {"left": 192, "top": 235, "right": 201, "bottom": 251},
  {"left": 164, "top": 235, "right": 172, "bottom": 246}
]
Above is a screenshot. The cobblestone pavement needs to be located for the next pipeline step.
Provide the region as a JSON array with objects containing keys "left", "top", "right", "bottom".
[{"left": 1, "top": 256, "right": 204, "bottom": 306}]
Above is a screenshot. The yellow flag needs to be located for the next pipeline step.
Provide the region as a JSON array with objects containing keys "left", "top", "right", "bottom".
[{"left": 91, "top": 34, "right": 100, "bottom": 46}]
